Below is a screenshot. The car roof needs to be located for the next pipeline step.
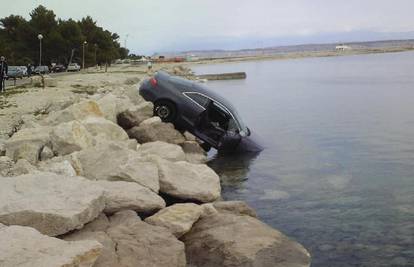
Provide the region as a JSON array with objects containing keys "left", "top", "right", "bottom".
[{"left": 155, "top": 70, "right": 238, "bottom": 111}]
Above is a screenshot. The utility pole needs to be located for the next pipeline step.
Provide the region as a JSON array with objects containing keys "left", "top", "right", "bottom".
[
  {"left": 124, "top": 34, "right": 129, "bottom": 49},
  {"left": 82, "top": 41, "right": 87, "bottom": 70}
]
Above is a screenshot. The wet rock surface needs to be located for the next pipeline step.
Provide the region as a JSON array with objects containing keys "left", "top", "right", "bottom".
[{"left": 182, "top": 213, "right": 311, "bottom": 267}]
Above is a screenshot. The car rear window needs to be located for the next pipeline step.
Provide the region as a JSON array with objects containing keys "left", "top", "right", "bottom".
[{"left": 184, "top": 92, "right": 210, "bottom": 108}]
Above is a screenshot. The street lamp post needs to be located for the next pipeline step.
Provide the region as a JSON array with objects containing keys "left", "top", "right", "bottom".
[
  {"left": 82, "top": 41, "right": 87, "bottom": 70},
  {"left": 94, "top": 43, "right": 98, "bottom": 67},
  {"left": 37, "top": 34, "right": 43, "bottom": 66}
]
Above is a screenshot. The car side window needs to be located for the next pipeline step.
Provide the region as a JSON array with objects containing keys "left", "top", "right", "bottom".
[{"left": 184, "top": 92, "right": 210, "bottom": 108}]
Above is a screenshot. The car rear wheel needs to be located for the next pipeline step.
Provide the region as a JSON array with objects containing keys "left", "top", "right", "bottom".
[{"left": 154, "top": 100, "right": 177, "bottom": 122}]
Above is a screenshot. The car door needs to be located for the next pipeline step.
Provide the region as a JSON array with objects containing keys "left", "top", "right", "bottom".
[{"left": 182, "top": 92, "right": 209, "bottom": 126}]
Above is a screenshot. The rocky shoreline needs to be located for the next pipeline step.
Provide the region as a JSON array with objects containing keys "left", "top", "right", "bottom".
[{"left": 0, "top": 65, "right": 311, "bottom": 267}]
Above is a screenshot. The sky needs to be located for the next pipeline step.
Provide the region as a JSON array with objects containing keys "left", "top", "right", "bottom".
[{"left": 1, "top": 0, "right": 414, "bottom": 54}]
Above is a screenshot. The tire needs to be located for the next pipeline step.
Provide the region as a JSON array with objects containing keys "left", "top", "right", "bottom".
[{"left": 154, "top": 100, "right": 177, "bottom": 123}]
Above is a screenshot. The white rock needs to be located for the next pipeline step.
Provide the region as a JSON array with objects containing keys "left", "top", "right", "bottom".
[
  {"left": 0, "top": 225, "right": 102, "bottom": 267},
  {"left": 145, "top": 203, "right": 202, "bottom": 238},
  {"left": 71, "top": 143, "right": 159, "bottom": 192},
  {"left": 5, "top": 126, "right": 52, "bottom": 164},
  {"left": 51, "top": 120, "right": 94, "bottom": 155},
  {"left": 96, "top": 93, "right": 134, "bottom": 123},
  {"left": 137, "top": 141, "right": 186, "bottom": 162},
  {"left": 81, "top": 116, "right": 129, "bottom": 141},
  {"left": 38, "top": 160, "right": 77, "bottom": 177},
  {"left": 95, "top": 181, "right": 165, "bottom": 214},
  {"left": 140, "top": 116, "right": 161, "bottom": 126},
  {"left": 154, "top": 157, "right": 221, "bottom": 202},
  {"left": 0, "top": 173, "right": 105, "bottom": 236},
  {"left": 127, "top": 121, "right": 185, "bottom": 145},
  {"left": 43, "top": 100, "right": 104, "bottom": 126}
]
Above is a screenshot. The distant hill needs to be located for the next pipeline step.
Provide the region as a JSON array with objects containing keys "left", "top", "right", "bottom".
[{"left": 154, "top": 39, "right": 414, "bottom": 59}]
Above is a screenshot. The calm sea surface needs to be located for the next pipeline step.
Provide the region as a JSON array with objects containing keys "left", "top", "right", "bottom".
[{"left": 192, "top": 52, "right": 414, "bottom": 267}]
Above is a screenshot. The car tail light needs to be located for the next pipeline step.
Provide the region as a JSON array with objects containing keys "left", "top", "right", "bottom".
[{"left": 150, "top": 78, "right": 157, "bottom": 87}]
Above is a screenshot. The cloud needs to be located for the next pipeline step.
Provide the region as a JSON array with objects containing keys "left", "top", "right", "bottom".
[{"left": 1, "top": 0, "right": 414, "bottom": 54}]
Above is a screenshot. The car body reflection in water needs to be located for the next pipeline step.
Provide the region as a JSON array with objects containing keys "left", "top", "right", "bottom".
[{"left": 207, "top": 150, "right": 262, "bottom": 188}]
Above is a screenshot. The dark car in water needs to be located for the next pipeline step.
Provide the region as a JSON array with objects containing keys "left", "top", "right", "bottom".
[{"left": 139, "top": 71, "right": 263, "bottom": 153}]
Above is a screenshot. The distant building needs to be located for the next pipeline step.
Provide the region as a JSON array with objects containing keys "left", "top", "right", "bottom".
[{"left": 336, "top": 44, "right": 352, "bottom": 51}]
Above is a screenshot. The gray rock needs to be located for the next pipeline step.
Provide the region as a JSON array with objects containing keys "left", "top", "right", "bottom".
[
  {"left": 0, "top": 225, "right": 102, "bottom": 267},
  {"left": 107, "top": 210, "right": 186, "bottom": 267},
  {"left": 137, "top": 141, "right": 186, "bottom": 162},
  {"left": 0, "top": 156, "right": 13, "bottom": 176},
  {"left": 154, "top": 157, "right": 221, "bottom": 202},
  {"left": 64, "top": 210, "right": 186, "bottom": 267},
  {"left": 182, "top": 213, "right": 311, "bottom": 267},
  {"left": 213, "top": 201, "right": 258, "bottom": 218},
  {"left": 145, "top": 203, "right": 202, "bottom": 238},
  {"left": 180, "top": 141, "right": 207, "bottom": 163},
  {"left": 50, "top": 120, "right": 94, "bottom": 156},
  {"left": 0, "top": 173, "right": 105, "bottom": 236},
  {"left": 95, "top": 180, "right": 165, "bottom": 214},
  {"left": 4, "top": 126, "right": 52, "bottom": 164},
  {"left": 71, "top": 143, "right": 159, "bottom": 192},
  {"left": 7, "top": 159, "right": 37, "bottom": 176},
  {"left": 127, "top": 121, "right": 185, "bottom": 145},
  {"left": 0, "top": 139, "right": 6, "bottom": 156},
  {"left": 117, "top": 102, "right": 153, "bottom": 130},
  {"left": 40, "top": 145, "right": 54, "bottom": 161}
]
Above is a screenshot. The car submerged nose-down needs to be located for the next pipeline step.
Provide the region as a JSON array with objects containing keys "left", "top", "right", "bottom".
[{"left": 139, "top": 71, "right": 263, "bottom": 153}]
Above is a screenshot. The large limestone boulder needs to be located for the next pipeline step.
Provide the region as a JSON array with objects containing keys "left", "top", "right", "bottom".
[
  {"left": 0, "top": 173, "right": 105, "bottom": 236},
  {"left": 38, "top": 159, "right": 77, "bottom": 177},
  {"left": 95, "top": 181, "right": 165, "bottom": 214},
  {"left": 64, "top": 210, "right": 186, "bottom": 267},
  {"left": 213, "top": 201, "right": 258, "bottom": 218},
  {"left": 81, "top": 116, "right": 129, "bottom": 141},
  {"left": 117, "top": 102, "right": 153, "bottom": 130},
  {"left": 4, "top": 126, "right": 52, "bottom": 164},
  {"left": 0, "top": 156, "right": 13, "bottom": 176},
  {"left": 137, "top": 141, "right": 186, "bottom": 162},
  {"left": 44, "top": 100, "right": 104, "bottom": 126},
  {"left": 50, "top": 120, "right": 94, "bottom": 155},
  {"left": 0, "top": 225, "right": 102, "bottom": 267},
  {"left": 127, "top": 121, "right": 185, "bottom": 145},
  {"left": 145, "top": 203, "right": 202, "bottom": 238},
  {"left": 182, "top": 213, "right": 311, "bottom": 267},
  {"left": 7, "top": 159, "right": 37, "bottom": 176},
  {"left": 96, "top": 93, "right": 135, "bottom": 123},
  {"left": 71, "top": 143, "right": 159, "bottom": 192},
  {"left": 180, "top": 141, "right": 207, "bottom": 163},
  {"left": 154, "top": 157, "right": 221, "bottom": 202}
]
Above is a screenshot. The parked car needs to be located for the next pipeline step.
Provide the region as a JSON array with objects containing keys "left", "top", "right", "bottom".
[
  {"left": 51, "top": 64, "right": 66, "bottom": 73},
  {"left": 67, "top": 63, "right": 80, "bottom": 72},
  {"left": 19, "top": 66, "right": 28, "bottom": 76},
  {"left": 6, "top": 66, "right": 24, "bottom": 79},
  {"left": 34, "top": 66, "right": 50, "bottom": 75},
  {"left": 139, "top": 71, "right": 263, "bottom": 153}
]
